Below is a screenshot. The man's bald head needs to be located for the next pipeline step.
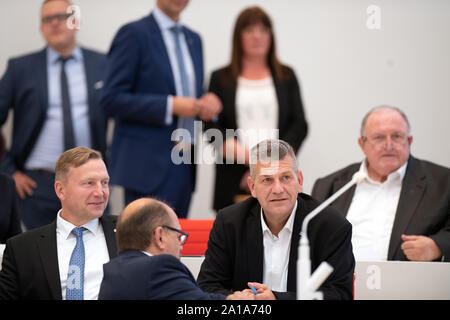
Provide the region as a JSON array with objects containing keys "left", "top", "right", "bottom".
[{"left": 116, "top": 198, "right": 174, "bottom": 252}]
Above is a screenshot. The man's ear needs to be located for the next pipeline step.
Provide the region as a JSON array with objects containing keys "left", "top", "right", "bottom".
[
  {"left": 297, "top": 170, "right": 304, "bottom": 193},
  {"left": 248, "top": 175, "right": 257, "bottom": 198},
  {"left": 153, "top": 226, "right": 165, "bottom": 250},
  {"left": 54, "top": 181, "right": 64, "bottom": 201}
]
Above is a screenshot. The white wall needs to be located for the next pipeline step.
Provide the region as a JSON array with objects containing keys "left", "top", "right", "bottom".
[{"left": 1, "top": 0, "right": 449, "bottom": 218}]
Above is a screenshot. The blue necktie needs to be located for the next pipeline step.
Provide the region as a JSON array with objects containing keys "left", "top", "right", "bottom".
[
  {"left": 66, "top": 227, "right": 86, "bottom": 300},
  {"left": 170, "top": 25, "right": 195, "bottom": 143},
  {"left": 59, "top": 56, "right": 76, "bottom": 151}
]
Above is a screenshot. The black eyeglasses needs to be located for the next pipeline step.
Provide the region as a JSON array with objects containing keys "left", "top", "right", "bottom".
[
  {"left": 162, "top": 225, "right": 189, "bottom": 245},
  {"left": 41, "top": 13, "right": 71, "bottom": 24}
]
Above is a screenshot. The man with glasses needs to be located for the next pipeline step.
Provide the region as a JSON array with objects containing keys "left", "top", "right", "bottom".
[
  {"left": 312, "top": 106, "right": 450, "bottom": 262},
  {"left": 0, "top": 0, "right": 107, "bottom": 229},
  {"left": 99, "top": 198, "right": 254, "bottom": 300}
]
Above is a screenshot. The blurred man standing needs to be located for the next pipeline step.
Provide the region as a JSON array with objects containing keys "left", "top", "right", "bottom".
[{"left": 0, "top": 0, "right": 107, "bottom": 229}]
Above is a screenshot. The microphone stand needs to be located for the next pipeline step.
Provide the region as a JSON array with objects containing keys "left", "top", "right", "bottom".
[{"left": 297, "top": 172, "right": 363, "bottom": 300}]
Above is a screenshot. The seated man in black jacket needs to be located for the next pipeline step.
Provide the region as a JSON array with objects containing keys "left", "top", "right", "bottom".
[{"left": 197, "top": 139, "right": 355, "bottom": 300}]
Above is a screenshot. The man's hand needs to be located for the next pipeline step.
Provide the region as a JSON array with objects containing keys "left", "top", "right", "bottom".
[
  {"left": 172, "top": 96, "right": 200, "bottom": 117},
  {"left": 226, "top": 290, "right": 255, "bottom": 300},
  {"left": 13, "top": 171, "right": 37, "bottom": 199},
  {"left": 247, "top": 282, "right": 276, "bottom": 300},
  {"left": 401, "top": 234, "right": 442, "bottom": 261},
  {"left": 197, "top": 92, "right": 222, "bottom": 121}
]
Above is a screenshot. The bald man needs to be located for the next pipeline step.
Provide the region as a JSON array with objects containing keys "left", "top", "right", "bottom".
[
  {"left": 98, "top": 198, "right": 253, "bottom": 300},
  {"left": 312, "top": 106, "right": 450, "bottom": 262}
]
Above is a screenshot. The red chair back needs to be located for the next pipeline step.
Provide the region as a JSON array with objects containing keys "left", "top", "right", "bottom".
[{"left": 179, "top": 219, "right": 214, "bottom": 256}]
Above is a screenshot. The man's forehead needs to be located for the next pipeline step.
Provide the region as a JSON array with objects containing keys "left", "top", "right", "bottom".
[
  {"left": 68, "top": 159, "right": 108, "bottom": 176},
  {"left": 367, "top": 110, "right": 407, "bottom": 128},
  {"left": 42, "top": 0, "right": 70, "bottom": 13},
  {"left": 256, "top": 160, "right": 295, "bottom": 176}
]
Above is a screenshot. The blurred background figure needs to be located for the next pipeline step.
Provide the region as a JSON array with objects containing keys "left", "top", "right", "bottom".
[
  {"left": 0, "top": 131, "right": 22, "bottom": 243},
  {"left": 101, "top": 0, "right": 222, "bottom": 219},
  {"left": 0, "top": 0, "right": 107, "bottom": 230},
  {"left": 207, "top": 6, "right": 308, "bottom": 212}
]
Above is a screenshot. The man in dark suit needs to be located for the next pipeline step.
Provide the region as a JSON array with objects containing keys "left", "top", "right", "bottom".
[
  {"left": 0, "top": 147, "right": 117, "bottom": 300},
  {"left": 101, "top": 0, "right": 221, "bottom": 218},
  {"left": 99, "top": 197, "right": 252, "bottom": 300},
  {"left": 0, "top": 173, "right": 21, "bottom": 244},
  {"left": 0, "top": 133, "right": 22, "bottom": 243},
  {"left": 312, "top": 106, "right": 450, "bottom": 262},
  {"left": 197, "top": 139, "right": 355, "bottom": 300},
  {"left": 0, "top": 0, "right": 107, "bottom": 229}
]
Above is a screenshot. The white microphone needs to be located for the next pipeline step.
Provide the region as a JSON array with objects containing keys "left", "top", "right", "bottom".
[{"left": 297, "top": 171, "right": 364, "bottom": 300}]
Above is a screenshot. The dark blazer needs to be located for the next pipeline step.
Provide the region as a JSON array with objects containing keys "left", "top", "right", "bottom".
[
  {"left": 207, "top": 66, "right": 308, "bottom": 211},
  {"left": 99, "top": 250, "right": 225, "bottom": 300},
  {"left": 0, "top": 173, "right": 21, "bottom": 243},
  {"left": 0, "top": 47, "right": 108, "bottom": 175},
  {"left": 101, "top": 13, "right": 203, "bottom": 194},
  {"left": 311, "top": 156, "right": 450, "bottom": 261},
  {"left": 0, "top": 215, "right": 117, "bottom": 300},
  {"left": 197, "top": 194, "right": 355, "bottom": 300}
]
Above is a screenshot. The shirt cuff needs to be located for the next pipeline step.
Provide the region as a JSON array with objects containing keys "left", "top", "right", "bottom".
[{"left": 165, "top": 96, "right": 173, "bottom": 125}]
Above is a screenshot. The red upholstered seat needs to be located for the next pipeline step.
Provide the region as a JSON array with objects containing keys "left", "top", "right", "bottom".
[{"left": 179, "top": 219, "right": 214, "bottom": 256}]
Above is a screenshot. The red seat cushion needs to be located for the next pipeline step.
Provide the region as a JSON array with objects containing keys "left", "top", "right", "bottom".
[{"left": 179, "top": 219, "right": 215, "bottom": 256}]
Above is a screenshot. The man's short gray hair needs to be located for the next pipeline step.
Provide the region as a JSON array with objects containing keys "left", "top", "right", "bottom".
[
  {"left": 249, "top": 139, "right": 298, "bottom": 179},
  {"left": 360, "top": 105, "right": 411, "bottom": 137}
]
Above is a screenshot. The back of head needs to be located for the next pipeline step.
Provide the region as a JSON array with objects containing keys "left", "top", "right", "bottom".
[
  {"left": 55, "top": 146, "right": 102, "bottom": 182},
  {"left": 116, "top": 198, "right": 172, "bottom": 253}
]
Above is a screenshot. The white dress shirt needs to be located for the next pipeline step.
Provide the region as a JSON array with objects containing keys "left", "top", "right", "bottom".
[
  {"left": 347, "top": 160, "right": 407, "bottom": 261},
  {"left": 56, "top": 211, "right": 110, "bottom": 300},
  {"left": 153, "top": 6, "right": 196, "bottom": 125},
  {"left": 261, "top": 201, "right": 297, "bottom": 292},
  {"left": 236, "top": 76, "right": 279, "bottom": 149},
  {"left": 25, "top": 46, "right": 91, "bottom": 171}
]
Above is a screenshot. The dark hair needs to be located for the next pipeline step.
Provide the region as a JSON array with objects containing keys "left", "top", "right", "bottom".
[
  {"left": 226, "top": 6, "right": 287, "bottom": 82},
  {"left": 116, "top": 200, "right": 172, "bottom": 253}
]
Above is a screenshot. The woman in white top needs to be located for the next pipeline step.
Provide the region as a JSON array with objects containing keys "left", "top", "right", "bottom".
[{"left": 207, "top": 6, "right": 308, "bottom": 211}]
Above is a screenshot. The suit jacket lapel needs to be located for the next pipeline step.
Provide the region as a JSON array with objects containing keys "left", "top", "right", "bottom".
[
  {"left": 37, "top": 221, "right": 62, "bottom": 300},
  {"left": 246, "top": 203, "right": 264, "bottom": 283},
  {"left": 147, "top": 14, "right": 176, "bottom": 95},
  {"left": 331, "top": 178, "right": 356, "bottom": 217},
  {"left": 81, "top": 48, "right": 99, "bottom": 150},
  {"left": 287, "top": 197, "right": 307, "bottom": 291},
  {"left": 183, "top": 28, "right": 203, "bottom": 98},
  {"left": 100, "top": 216, "right": 118, "bottom": 259},
  {"left": 225, "top": 79, "right": 238, "bottom": 130},
  {"left": 388, "top": 157, "right": 426, "bottom": 260},
  {"left": 35, "top": 48, "right": 48, "bottom": 116}
]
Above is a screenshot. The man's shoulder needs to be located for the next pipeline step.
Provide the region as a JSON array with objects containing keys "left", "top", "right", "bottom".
[
  {"left": 80, "top": 47, "right": 106, "bottom": 60},
  {"left": 5, "top": 222, "right": 54, "bottom": 249},
  {"left": 299, "top": 193, "right": 350, "bottom": 228},
  {"left": 410, "top": 156, "right": 450, "bottom": 178},
  {"left": 316, "top": 163, "right": 361, "bottom": 183},
  {"left": 6, "top": 49, "right": 46, "bottom": 68},
  {"left": 217, "top": 197, "right": 259, "bottom": 222}
]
